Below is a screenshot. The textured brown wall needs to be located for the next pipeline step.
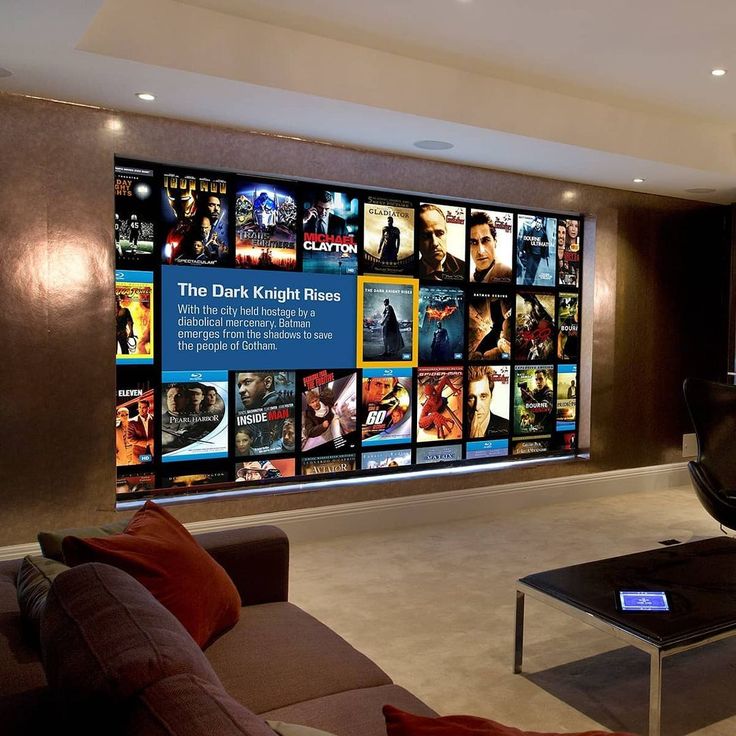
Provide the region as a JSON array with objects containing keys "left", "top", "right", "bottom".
[{"left": 0, "top": 93, "right": 729, "bottom": 544}]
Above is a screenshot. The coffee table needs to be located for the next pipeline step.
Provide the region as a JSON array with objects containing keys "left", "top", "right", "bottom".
[{"left": 513, "top": 537, "right": 736, "bottom": 736}]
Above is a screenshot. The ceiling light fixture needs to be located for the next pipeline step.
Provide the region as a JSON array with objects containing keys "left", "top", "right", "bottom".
[
  {"left": 633, "top": 177, "right": 646, "bottom": 183},
  {"left": 136, "top": 92, "right": 156, "bottom": 101},
  {"left": 413, "top": 140, "right": 454, "bottom": 151},
  {"left": 711, "top": 68, "right": 727, "bottom": 77}
]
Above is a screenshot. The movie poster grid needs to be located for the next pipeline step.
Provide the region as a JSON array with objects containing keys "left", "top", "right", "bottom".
[
  {"left": 114, "top": 156, "right": 584, "bottom": 500},
  {"left": 235, "top": 178, "right": 298, "bottom": 271}
]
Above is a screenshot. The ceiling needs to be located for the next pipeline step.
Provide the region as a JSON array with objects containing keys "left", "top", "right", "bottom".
[{"left": 2, "top": 0, "right": 736, "bottom": 203}]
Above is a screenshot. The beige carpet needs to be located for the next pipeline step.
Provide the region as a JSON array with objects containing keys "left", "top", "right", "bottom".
[{"left": 289, "top": 485, "right": 734, "bottom": 736}]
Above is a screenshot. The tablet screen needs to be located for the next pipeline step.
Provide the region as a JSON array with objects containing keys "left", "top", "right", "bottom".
[{"left": 618, "top": 591, "right": 669, "bottom": 612}]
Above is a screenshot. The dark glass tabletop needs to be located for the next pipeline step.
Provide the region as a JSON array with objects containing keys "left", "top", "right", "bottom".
[{"left": 519, "top": 537, "right": 736, "bottom": 648}]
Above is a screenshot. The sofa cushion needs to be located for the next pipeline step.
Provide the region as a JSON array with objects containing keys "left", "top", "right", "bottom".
[
  {"left": 261, "top": 685, "right": 437, "bottom": 736},
  {"left": 382, "top": 705, "right": 635, "bottom": 736},
  {"left": 61, "top": 500, "right": 240, "bottom": 648},
  {"left": 129, "top": 673, "right": 278, "bottom": 736},
  {"left": 16, "top": 555, "right": 69, "bottom": 640},
  {"left": 206, "top": 601, "right": 392, "bottom": 713},
  {"left": 38, "top": 519, "right": 128, "bottom": 561},
  {"left": 40, "top": 562, "right": 221, "bottom": 709},
  {"left": 268, "top": 721, "right": 339, "bottom": 736}
]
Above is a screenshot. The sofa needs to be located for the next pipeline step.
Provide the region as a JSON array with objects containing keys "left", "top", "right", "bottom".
[{"left": 0, "top": 524, "right": 436, "bottom": 736}]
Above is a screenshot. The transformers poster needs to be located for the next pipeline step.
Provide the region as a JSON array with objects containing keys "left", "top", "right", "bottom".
[
  {"left": 557, "top": 293, "right": 579, "bottom": 361},
  {"left": 235, "top": 178, "right": 297, "bottom": 271},
  {"left": 234, "top": 459, "right": 295, "bottom": 483},
  {"left": 418, "top": 285, "right": 464, "bottom": 363},
  {"left": 301, "top": 186, "right": 359, "bottom": 276},
  {"left": 360, "top": 278, "right": 415, "bottom": 363},
  {"left": 300, "top": 369, "right": 358, "bottom": 455},
  {"left": 513, "top": 365, "right": 554, "bottom": 436},
  {"left": 116, "top": 377, "right": 155, "bottom": 467},
  {"left": 516, "top": 213, "right": 556, "bottom": 287},
  {"left": 465, "top": 365, "right": 510, "bottom": 439},
  {"left": 362, "top": 195, "right": 415, "bottom": 276},
  {"left": 115, "top": 271, "right": 153, "bottom": 365},
  {"left": 514, "top": 291, "right": 556, "bottom": 362},
  {"left": 301, "top": 454, "right": 357, "bottom": 475},
  {"left": 468, "top": 209, "right": 513, "bottom": 284},
  {"left": 115, "top": 160, "right": 156, "bottom": 266},
  {"left": 556, "top": 364, "right": 577, "bottom": 431},
  {"left": 416, "top": 367, "right": 464, "bottom": 443},
  {"left": 362, "top": 448, "right": 412, "bottom": 470},
  {"left": 361, "top": 368, "right": 412, "bottom": 447},
  {"left": 416, "top": 444, "right": 462, "bottom": 464},
  {"left": 557, "top": 217, "right": 581, "bottom": 288},
  {"left": 160, "top": 167, "right": 230, "bottom": 266},
  {"left": 416, "top": 202, "right": 466, "bottom": 282},
  {"left": 467, "top": 286, "right": 511, "bottom": 361},
  {"left": 160, "top": 371, "right": 228, "bottom": 462},
  {"left": 233, "top": 370, "right": 296, "bottom": 457}
]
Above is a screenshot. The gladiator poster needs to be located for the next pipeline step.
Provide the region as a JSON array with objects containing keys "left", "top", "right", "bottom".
[
  {"left": 115, "top": 271, "right": 153, "bottom": 365},
  {"left": 418, "top": 285, "right": 464, "bottom": 364},
  {"left": 235, "top": 178, "right": 297, "bottom": 271},
  {"left": 300, "top": 186, "right": 359, "bottom": 276},
  {"left": 115, "top": 160, "right": 156, "bottom": 266},
  {"left": 362, "top": 194, "right": 415, "bottom": 276},
  {"left": 415, "top": 367, "right": 464, "bottom": 444},
  {"left": 160, "top": 167, "right": 230, "bottom": 266}
]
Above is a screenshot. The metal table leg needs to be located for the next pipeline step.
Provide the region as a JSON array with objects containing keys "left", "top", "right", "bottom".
[
  {"left": 649, "top": 650, "right": 662, "bottom": 736},
  {"left": 513, "top": 589, "right": 525, "bottom": 673}
]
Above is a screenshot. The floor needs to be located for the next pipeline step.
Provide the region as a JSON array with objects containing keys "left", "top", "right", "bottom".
[{"left": 289, "top": 485, "right": 735, "bottom": 736}]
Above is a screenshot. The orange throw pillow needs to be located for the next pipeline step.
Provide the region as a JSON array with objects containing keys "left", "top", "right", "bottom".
[
  {"left": 383, "top": 706, "right": 635, "bottom": 736},
  {"left": 62, "top": 500, "right": 240, "bottom": 648}
]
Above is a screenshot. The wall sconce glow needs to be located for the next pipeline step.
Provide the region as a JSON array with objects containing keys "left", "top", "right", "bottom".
[
  {"left": 633, "top": 177, "right": 646, "bottom": 183},
  {"left": 136, "top": 92, "right": 156, "bottom": 101},
  {"left": 106, "top": 118, "right": 123, "bottom": 132},
  {"left": 562, "top": 190, "right": 576, "bottom": 201},
  {"left": 711, "top": 68, "right": 727, "bottom": 77}
]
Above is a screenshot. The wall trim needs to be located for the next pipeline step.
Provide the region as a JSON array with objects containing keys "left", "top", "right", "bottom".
[{"left": 0, "top": 462, "right": 689, "bottom": 561}]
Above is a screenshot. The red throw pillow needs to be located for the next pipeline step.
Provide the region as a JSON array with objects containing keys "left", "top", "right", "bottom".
[
  {"left": 383, "top": 705, "right": 635, "bottom": 736},
  {"left": 62, "top": 500, "right": 240, "bottom": 648}
]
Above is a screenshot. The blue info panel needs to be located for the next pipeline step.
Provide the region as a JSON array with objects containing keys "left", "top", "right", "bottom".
[{"left": 162, "top": 266, "right": 357, "bottom": 371}]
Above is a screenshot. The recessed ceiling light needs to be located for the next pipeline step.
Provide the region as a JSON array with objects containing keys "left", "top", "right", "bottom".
[
  {"left": 633, "top": 177, "right": 646, "bottom": 183},
  {"left": 0, "top": 66, "right": 12, "bottom": 78},
  {"left": 136, "top": 92, "right": 156, "bottom": 101},
  {"left": 711, "top": 68, "right": 727, "bottom": 77},
  {"left": 413, "top": 140, "right": 454, "bottom": 151}
]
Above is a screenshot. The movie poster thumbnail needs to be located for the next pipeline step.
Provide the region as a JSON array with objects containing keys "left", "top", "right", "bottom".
[
  {"left": 465, "top": 365, "right": 510, "bottom": 440},
  {"left": 115, "top": 271, "right": 153, "bottom": 365},
  {"left": 511, "top": 438, "right": 550, "bottom": 456},
  {"left": 301, "top": 453, "right": 357, "bottom": 475},
  {"left": 416, "top": 202, "right": 467, "bottom": 282},
  {"left": 235, "top": 178, "right": 297, "bottom": 271},
  {"left": 115, "top": 160, "right": 156, "bottom": 265},
  {"left": 301, "top": 369, "right": 358, "bottom": 455},
  {"left": 233, "top": 371, "right": 296, "bottom": 457},
  {"left": 416, "top": 367, "right": 464, "bottom": 443},
  {"left": 513, "top": 365, "right": 554, "bottom": 436},
  {"left": 557, "top": 217, "right": 581, "bottom": 288},
  {"left": 467, "top": 287, "right": 511, "bottom": 361},
  {"left": 556, "top": 364, "right": 577, "bottom": 431},
  {"left": 161, "top": 167, "right": 230, "bottom": 266},
  {"left": 418, "top": 285, "right": 464, "bottom": 363},
  {"left": 362, "top": 195, "right": 415, "bottom": 275},
  {"left": 361, "top": 448, "right": 412, "bottom": 470},
  {"left": 161, "top": 471, "right": 229, "bottom": 491},
  {"left": 234, "top": 459, "right": 296, "bottom": 483},
  {"left": 557, "top": 293, "right": 579, "bottom": 361},
  {"left": 301, "top": 186, "right": 359, "bottom": 276},
  {"left": 514, "top": 291, "right": 556, "bottom": 362},
  {"left": 516, "top": 214, "right": 556, "bottom": 287},
  {"left": 361, "top": 368, "right": 412, "bottom": 447},
  {"left": 116, "top": 380, "right": 155, "bottom": 467},
  {"left": 115, "top": 471, "right": 156, "bottom": 497},
  {"left": 161, "top": 371, "right": 228, "bottom": 462},
  {"left": 468, "top": 209, "right": 513, "bottom": 283},
  {"left": 466, "top": 439, "right": 509, "bottom": 460},
  {"left": 416, "top": 444, "right": 462, "bottom": 465},
  {"left": 360, "top": 278, "right": 415, "bottom": 363},
  {"left": 555, "top": 430, "right": 577, "bottom": 452}
]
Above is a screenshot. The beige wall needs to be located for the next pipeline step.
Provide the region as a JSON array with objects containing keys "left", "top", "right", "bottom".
[{"left": 0, "top": 93, "right": 729, "bottom": 545}]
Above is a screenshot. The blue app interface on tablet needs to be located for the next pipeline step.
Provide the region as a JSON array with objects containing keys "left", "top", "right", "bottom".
[{"left": 619, "top": 591, "right": 669, "bottom": 611}]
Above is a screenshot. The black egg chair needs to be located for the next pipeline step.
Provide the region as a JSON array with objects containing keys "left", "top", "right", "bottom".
[{"left": 683, "top": 377, "right": 736, "bottom": 532}]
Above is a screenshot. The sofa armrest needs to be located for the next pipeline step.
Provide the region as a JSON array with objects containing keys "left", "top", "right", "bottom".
[{"left": 194, "top": 525, "right": 289, "bottom": 605}]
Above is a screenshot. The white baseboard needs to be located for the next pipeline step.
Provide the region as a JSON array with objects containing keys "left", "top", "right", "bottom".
[{"left": 0, "top": 462, "right": 690, "bottom": 561}]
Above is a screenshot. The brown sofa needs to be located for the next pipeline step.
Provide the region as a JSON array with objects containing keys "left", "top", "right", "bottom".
[{"left": 0, "top": 525, "right": 435, "bottom": 736}]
